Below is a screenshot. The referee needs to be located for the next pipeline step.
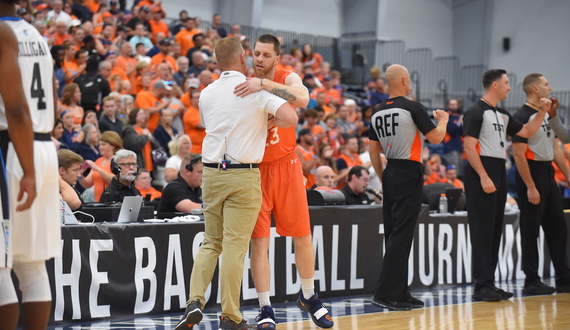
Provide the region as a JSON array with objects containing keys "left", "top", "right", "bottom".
[
  {"left": 369, "top": 64, "right": 448, "bottom": 311},
  {"left": 463, "top": 69, "right": 550, "bottom": 302},
  {"left": 512, "top": 73, "right": 570, "bottom": 295}
]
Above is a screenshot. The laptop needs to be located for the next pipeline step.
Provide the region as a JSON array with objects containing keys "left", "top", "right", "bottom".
[
  {"left": 445, "top": 188, "right": 463, "bottom": 214},
  {"left": 62, "top": 201, "right": 79, "bottom": 225},
  {"left": 117, "top": 196, "right": 144, "bottom": 223}
]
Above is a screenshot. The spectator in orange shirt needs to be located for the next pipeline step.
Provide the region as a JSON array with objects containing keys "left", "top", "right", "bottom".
[
  {"left": 442, "top": 165, "right": 464, "bottom": 189},
  {"left": 115, "top": 42, "right": 137, "bottom": 91},
  {"left": 335, "top": 136, "right": 362, "bottom": 188},
  {"left": 314, "top": 91, "right": 333, "bottom": 114},
  {"left": 182, "top": 89, "right": 205, "bottom": 154},
  {"left": 134, "top": 169, "right": 162, "bottom": 201},
  {"left": 137, "top": 0, "right": 166, "bottom": 16},
  {"left": 60, "top": 83, "right": 84, "bottom": 126},
  {"left": 275, "top": 53, "right": 295, "bottom": 72},
  {"left": 134, "top": 80, "right": 171, "bottom": 133},
  {"left": 149, "top": 37, "right": 178, "bottom": 74},
  {"left": 303, "top": 109, "right": 326, "bottom": 143},
  {"left": 227, "top": 24, "right": 241, "bottom": 39},
  {"left": 49, "top": 20, "right": 72, "bottom": 46},
  {"left": 93, "top": 11, "right": 114, "bottom": 35},
  {"left": 71, "top": 27, "right": 85, "bottom": 51},
  {"left": 175, "top": 17, "right": 200, "bottom": 56},
  {"left": 302, "top": 44, "right": 323, "bottom": 74},
  {"left": 149, "top": 7, "right": 169, "bottom": 43},
  {"left": 62, "top": 41, "right": 79, "bottom": 84},
  {"left": 179, "top": 78, "right": 200, "bottom": 108},
  {"left": 312, "top": 75, "right": 341, "bottom": 105},
  {"left": 316, "top": 61, "right": 331, "bottom": 82},
  {"left": 296, "top": 128, "right": 318, "bottom": 189},
  {"left": 198, "top": 70, "right": 214, "bottom": 91}
]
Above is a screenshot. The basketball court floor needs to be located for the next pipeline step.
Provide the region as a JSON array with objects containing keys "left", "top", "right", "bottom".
[{"left": 47, "top": 278, "right": 569, "bottom": 330}]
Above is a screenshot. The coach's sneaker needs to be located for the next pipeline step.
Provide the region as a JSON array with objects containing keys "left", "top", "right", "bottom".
[
  {"left": 489, "top": 283, "right": 514, "bottom": 299},
  {"left": 523, "top": 280, "right": 555, "bottom": 295},
  {"left": 255, "top": 305, "right": 277, "bottom": 329},
  {"left": 218, "top": 316, "right": 256, "bottom": 330},
  {"left": 296, "top": 291, "right": 334, "bottom": 328},
  {"left": 174, "top": 299, "right": 202, "bottom": 330}
]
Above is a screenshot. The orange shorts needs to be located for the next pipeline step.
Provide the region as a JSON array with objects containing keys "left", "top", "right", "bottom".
[{"left": 252, "top": 151, "right": 311, "bottom": 238}]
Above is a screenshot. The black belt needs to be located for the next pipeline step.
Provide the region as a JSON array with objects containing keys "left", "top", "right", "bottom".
[
  {"left": 0, "top": 130, "right": 51, "bottom": 142},
  {"left": 203, "top": 163, "right": 259, "bottom": 169}
]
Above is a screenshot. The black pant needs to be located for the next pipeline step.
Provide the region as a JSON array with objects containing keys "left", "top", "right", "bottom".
[
  {"left": 374, "top": 159, "right": 423, "bottom": 301},
  {"left": 464, "top": 157, "right": 508, "bottom": 290},
  {"left": 515, "top": 161, "right": 570, "bottom": 286}
]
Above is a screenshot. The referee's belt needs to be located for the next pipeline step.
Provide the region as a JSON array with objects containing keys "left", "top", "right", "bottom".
[
  {"left": 203, "top": 163, "right": 259, "bottom": 169},
  {"left": 0, "top": 130, "right": 51, "bottom": 142}
]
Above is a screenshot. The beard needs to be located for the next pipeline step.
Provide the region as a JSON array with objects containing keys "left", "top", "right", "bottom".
[{"left": 120, "top": 171, "right": 137, "bottom": 182}]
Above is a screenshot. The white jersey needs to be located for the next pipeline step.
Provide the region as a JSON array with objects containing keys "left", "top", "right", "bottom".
[{"left": 0, "top": 18, "right": 55, "bottom": 133}]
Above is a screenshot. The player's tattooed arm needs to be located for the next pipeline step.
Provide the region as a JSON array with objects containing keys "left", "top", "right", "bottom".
[{"left": 270, "top": 88, "right": 297, "bottom": 102}]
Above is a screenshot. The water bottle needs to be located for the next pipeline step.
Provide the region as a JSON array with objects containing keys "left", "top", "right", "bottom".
[
  {"left": 59, "top": 197, "right": 66, "bottom": 225},
  {"left": 439, "top": 193, "right": 448, "bottom": 213}
]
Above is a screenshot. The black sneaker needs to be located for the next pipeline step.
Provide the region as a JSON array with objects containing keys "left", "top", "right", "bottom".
[
  {"left": 404, "top": 295, "right": 425, "bottom": 308},
  {"left": 174, "top": 299, "right": 202, "bottom": 330},
  {"left": 371, "top": 298, "right": 413, "bottom": 311},
  {"left": 472, "top": 285, "right": 502, "bottom": 302},
  {"left": 489, "top": 283, "right": 514, "bottom": 299},
  {"left": 297, "top": 291, "right": 334, "bottom": 328},
  {"left": 255, "top": 305, "right": 276, "bottom": 329},
  {"left": 523, "top": 280, "right": 555, "bottom": 295},
  {"left": 218, "top": 316, "right": 256, "bottom": 330}
]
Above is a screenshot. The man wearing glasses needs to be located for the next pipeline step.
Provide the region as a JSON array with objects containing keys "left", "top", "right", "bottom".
[
  {"left": 158, "top": 153, "right": 203, "bottom": 213},
  {"left": 104, "top": 149, "right": 141, "bottom": 203}
]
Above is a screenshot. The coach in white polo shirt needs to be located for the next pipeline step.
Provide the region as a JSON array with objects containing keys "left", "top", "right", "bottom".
[{"left": 175, "top": 37, "right": 297, "bottom": 330}]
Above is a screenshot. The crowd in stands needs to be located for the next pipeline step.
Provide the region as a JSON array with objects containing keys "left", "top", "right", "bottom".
[{"left": 21, "top": 0, "right": 568, "bottom": 207}]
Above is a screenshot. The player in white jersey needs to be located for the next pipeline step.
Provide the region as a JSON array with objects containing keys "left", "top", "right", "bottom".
[{"left": 0, "top": 1, "right": 60, "bottom": 328}]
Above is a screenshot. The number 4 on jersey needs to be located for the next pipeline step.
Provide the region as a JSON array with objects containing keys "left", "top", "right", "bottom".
[{"left": 31, "top": 62, "right": 46, "bottom": 110}]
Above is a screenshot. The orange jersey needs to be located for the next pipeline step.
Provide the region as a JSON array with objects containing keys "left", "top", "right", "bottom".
[
  {"left": 261, "top": 69, "right": 296, "bottom": 163},
  {"left": 138, "top": 187, "right": 162, "bottom": 200},
  {"left": 149, "top": 53, "right": 177, "bottom": 74},
  {"left": 93, "top": 157, "right": 111, "bottom": 202},
  {"left": 183, "top": 106, "right": 206, "bottom": 154},
  {"left": 296, "top": 145, "right": 316, "bottom": 188},
  {"left": 148, "top": 19, "right": 170, "bottom": 43},
  {"left": 83, "top": 0, "right": 100, "bottom": 13},
  {"left": 175, "top": 28, "right": 200, "bottom": 55},
  {"left": 63, "top": 59, "right": 80, "bottom": 84},
  {"left": 311, "top": 87, "right": 341, "bottom": 105},
  {"left": 180, "top": 92, "right": 191, "bottom": 108},
  {"left": 134, "top": 90, "right": 161, "bottom": 133},
  {"left": 52, "top": 33, "right": 71, "bottom": 46}
]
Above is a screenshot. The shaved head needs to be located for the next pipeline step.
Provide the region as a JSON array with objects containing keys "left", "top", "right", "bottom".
[{"left": 384, "top": 64, "right": 410, "bottom": 97}]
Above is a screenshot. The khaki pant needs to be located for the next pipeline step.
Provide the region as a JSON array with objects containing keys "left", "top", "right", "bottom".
[{"left": 189, "top": 166, "right": 261, "bottom": 323}]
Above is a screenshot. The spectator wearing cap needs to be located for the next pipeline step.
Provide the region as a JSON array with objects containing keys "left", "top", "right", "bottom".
[
  {"left": 129, "top": 23, "right": 153, "bottom": 53},
  {"left": 47, "top": 0, "right": 72, "bottom": 27},
  {"left": 187, "top": 51, "right": 206, "bottom": 77},
  {"left": 135, "top": 80, "right": 172, "bottom": 133},
  {"left": 137, "top": 0, "right": 166, "bottom": 17},
  {"left": 93, "top": 11, "right": 115, "bottom": 35},
  {"left": 149, "top": 6, "right": 169, "bottom": 44},
  {"left": 175, "top": 17, "right": 200, "bottom": 56},
  {"left": 442, "top": 165, "right": 464, "bottom": 189},
  {"left": 182, "top": 89, "right": 205, "bottom": 154},
  {"left": 296, "top": 128, "right": 318, "bottom": 188},
  {"left": 311, "top": 75, "right": 341, "bottom": 105},
  {"left": 108, "top": 0, "right": 123, "bottom": 18},
  {"left": 126, "top": 4, "right": 151, "bottom": 37},
  {"left": 34, "top": 3, "right": 50, "bottom": 20},
  {"left": 149, "top": 36, "right": 178, "bottom": 74},
  {"left": 151, "top": 63, "right": 182, "bottom": 97},
  {"left": 180, "top": 78, "right": 200, "bottom": 108},
  {"left": 16, "top": 7, "right": 32, "bottom": 23},
  {"left": 185, "top": 33, "right": 211, "bottom": 66}
]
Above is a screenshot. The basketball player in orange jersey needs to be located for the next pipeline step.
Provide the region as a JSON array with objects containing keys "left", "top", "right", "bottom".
[{"left": 234, "top": 34, "right": 334, "bottom": 329}]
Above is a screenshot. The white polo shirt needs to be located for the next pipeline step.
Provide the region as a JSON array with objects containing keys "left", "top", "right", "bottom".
[{"left": 199, "top": 70, "right": 287, "bottom": 164}]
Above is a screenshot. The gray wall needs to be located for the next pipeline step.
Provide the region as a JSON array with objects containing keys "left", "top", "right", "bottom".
[{"left": 161, "top": 0, "right": 570, "bottom": 89}]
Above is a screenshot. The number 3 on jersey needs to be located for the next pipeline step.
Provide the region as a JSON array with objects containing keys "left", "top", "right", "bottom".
[
  {"left": 31, "top": 62, "right": 47, "bottom": 110},
  {"left": 266, "top": 126, "right": 280, "bottom": 146}
]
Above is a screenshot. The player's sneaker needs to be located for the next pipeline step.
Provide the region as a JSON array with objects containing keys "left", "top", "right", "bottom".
[
  {"left": 174, "top": 299, "right": 202, "bottom": 330},
  {"left": 255, "top": 305, "right": 277, "bottom": 329},
  {"left": 296, "top": 291, "right": 334, "bottom": 328},
  {"left": 218, "top": 316, "right": 256, "bottom": 329}
]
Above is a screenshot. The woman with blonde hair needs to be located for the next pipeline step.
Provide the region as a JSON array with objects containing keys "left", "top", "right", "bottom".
[
  {"left": 78, "top": 130, "right": 123, "bottom": 202},
  {"left": 164, "top": 134, "right": 191, "bottom": 183},
  {"left": 60, "top": 83, "right": 84, "bottom": 126}
]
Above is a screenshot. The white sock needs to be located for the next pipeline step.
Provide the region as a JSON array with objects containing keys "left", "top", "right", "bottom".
[
  {"left": 301, "top": 277, "right": 315, "bottom": 300},
  {"left": 258, "top": 291, "right": 271, "bottom": 308}
]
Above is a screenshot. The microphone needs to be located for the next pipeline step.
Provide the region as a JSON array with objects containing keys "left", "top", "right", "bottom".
[{"left": 366, "top": 187, "right": 383, "bottom": 201}]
